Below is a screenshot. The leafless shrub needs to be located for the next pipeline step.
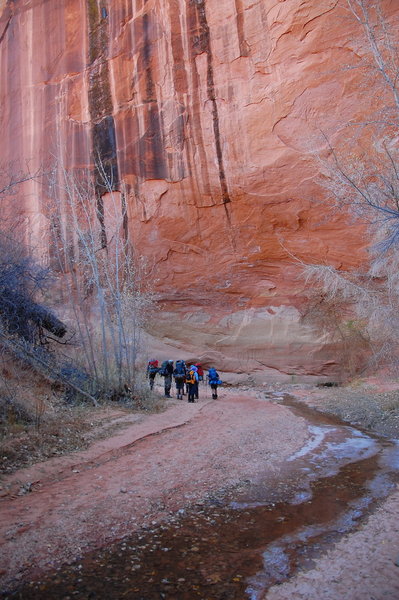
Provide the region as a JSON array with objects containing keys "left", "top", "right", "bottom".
[
  {"left": 34, "top": 395, "right": 47, "bottom": 430},
  {"left": 302, "top": 265, "right": 371, "bottom": 377},
  {"left": 319, "top": 1, "right": 398, "bottom": 232},
  {"left": 0, "top": 161, "right": 42, "bottom": 199},
  {"left": 303, "top": 1, "right": 399, "bottom": 373},
  {"left": 46, "top": 159, "right": 156, "bottom": 400},
  {"left": 0, "top": 184, "right": 101, "bottom": 408},
  {"left": 0, "top": 149, "right": 156, "bottom": 408},
  {"left": 0, "top": 229, "right": 98, "bottom": 414},
  {"left": 302, "top": 244, "right": 399, "bottom": 373},
  {"left": 0, "top": 232, "right": 63, "bottom": 343}
]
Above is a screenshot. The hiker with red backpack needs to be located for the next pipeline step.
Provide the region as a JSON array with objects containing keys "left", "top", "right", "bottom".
[
  {"left": 146, "top": 359, "right": 159, "bottom": 390},
  {"left": 195, "top": 364, "right": 204, "bottom": 399},
  {"left": 195, "top": 364, "right": 204, "bottom": 381}
]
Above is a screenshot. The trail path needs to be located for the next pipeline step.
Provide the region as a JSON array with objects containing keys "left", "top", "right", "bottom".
[
  {"left": 0, "top": 389, "right": 305, "bottom": 591},
  {"left": 1, "top": 387, "right": 399, "bottom": 599}
]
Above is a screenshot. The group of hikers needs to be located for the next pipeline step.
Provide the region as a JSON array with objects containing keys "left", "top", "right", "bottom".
[{"left": 146, "top": 359, "right": 222, "bottom": 402}]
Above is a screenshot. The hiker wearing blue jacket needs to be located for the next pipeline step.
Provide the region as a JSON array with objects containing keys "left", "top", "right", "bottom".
[{"left": 207, "top": 367, "right": 221, "bottom": 399}]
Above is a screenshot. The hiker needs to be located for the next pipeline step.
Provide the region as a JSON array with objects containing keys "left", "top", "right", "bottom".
[
  {"left": 194, "top": 363, "right": 204, "bottom": 399},
  {"left": 180, "top": 360, "right": 187, "bottom": 393},
  {"left": 195, "top": 364, "right": 204, "bottom": 381},
  {"left": 146, "top": 359, "right": 159, "bottom": 390},
  {"left": 186, "top": 365, "right": 198, "bottom": 403},
  {"left": 207, "top": 367, "right": 221, "bottom": 399},
  {"left": 173, "top": 360, "right": 186, "bottom": 399},
  {"left": 161, "top": 359, "right": 174, "bottom": 397},
  {"left": 183, "top": 360, "right": 190, "bottom": 394}
]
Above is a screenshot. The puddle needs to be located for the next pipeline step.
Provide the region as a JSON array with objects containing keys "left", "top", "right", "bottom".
[{"left": 4, "top": 394, "right": 399, "bottom": 599}]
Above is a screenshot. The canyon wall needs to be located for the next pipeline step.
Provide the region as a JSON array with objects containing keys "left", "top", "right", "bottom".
[{"left": 0, "top": 0, "right": 396, "bottom": 381}]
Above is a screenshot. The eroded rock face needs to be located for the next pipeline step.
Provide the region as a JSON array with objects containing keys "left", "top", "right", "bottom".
[{"left": 0, "top": 0, "right": 396, "bottom": 381}]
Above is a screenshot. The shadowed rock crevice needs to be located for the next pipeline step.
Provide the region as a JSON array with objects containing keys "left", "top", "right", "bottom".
[
  {"left": 190, "top": 0, "right": 231, "bottom": 204},
  {"left": 167, "top": 0, "right": 189, "bottom": 181},
  {"left": 0, "top": 15, "right": 11, "bottom": 45},
  {"left": 136, "top": 9, "right": 167, "bottom": 180},
  {"left": 234, "top": 0, "right": 250, "bottom": 57},
  {"left": 86, "top": 0, "right": 120, "bottom": 247}
]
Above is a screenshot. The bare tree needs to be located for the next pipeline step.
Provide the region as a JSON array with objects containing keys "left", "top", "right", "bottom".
[
  {"left": 47, "top": 160, "right": 155, "bottom": 399},
  {"left": 304, "top": 0, "right": 399, "bottom": 373},
  {"left": 0, "top": 227, "right": 100, "bottom": 405},
  {"left": 0, "top": 164, "right": 104, "bottom": 406},
  {"left": 0, "top": 154, "right": 155, "bottom": 402},
  {"left": 0, "top": 163, "right": 42, "bottom": 197},
  {"left": 0, "top": 234, "right": 66, "bottom": 340},
  {"left": 318, "top": 0, "right": 399, "bottom": 245}
]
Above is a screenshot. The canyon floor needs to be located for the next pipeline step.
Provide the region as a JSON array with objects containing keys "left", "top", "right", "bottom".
[{"left": 1, "top": 380, "right": 399, "bottom": 599}]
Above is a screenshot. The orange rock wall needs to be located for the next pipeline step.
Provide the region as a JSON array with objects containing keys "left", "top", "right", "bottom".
[{"left": 1, "top": 0, "right": 396, "bottom": 381}]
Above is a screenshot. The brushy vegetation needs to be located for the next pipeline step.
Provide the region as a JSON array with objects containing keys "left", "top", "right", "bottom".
[
  {"left": 0, "top": 158, "right": 159, "bottom": 474},
  {"left": 47, "top": 160, "right": 156, "bottom": 401},
  {"left": 303, "top": 0, "right": 399, "bottom": 378},
  {"left": 311, "top": 382, "right": 399, "bottom": 439},
  {"left": 0, "top": 355, "right": 165, "bottom": 477}
]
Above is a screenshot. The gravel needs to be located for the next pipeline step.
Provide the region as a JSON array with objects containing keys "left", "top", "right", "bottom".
[{"left": 286, "top": 383, "right": 399, "bottom": 439}]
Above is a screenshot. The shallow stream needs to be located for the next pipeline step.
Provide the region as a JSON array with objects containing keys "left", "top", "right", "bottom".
[{"left": 4, "top": 393, "right": 399, "bottom": 599}]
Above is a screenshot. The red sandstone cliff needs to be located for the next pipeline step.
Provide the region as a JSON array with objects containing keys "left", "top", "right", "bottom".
[{"left": 0, "top": 0, "right": 397, "bottom": 381}]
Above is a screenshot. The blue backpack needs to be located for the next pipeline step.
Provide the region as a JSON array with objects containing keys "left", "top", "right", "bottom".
[
  {"left": 208, "top": 368, "right": 219, "bottom": 383},
  {"left": 159, "top": 360, "right": 169, "bottom": 376},
  {"left": 174, "top": 361, "right": 186, "bottom": 376}
]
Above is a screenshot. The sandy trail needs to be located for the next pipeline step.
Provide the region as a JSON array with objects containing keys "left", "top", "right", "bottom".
[
  {"left": 1, "top": 386, "right": 399, "bottom": 599},
  {"left": 0, "top": 389, "right": 305, "bottom": 591}
]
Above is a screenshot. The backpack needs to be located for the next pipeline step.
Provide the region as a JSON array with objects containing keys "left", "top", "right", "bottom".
[
  {"left": 174, "top": 361, "right": 186, "bottom": 376},
  {"left": 186, "top": 369, "right": 196, "bottom": 385},
  {"left": 159, "top": 360, "right": 169, "bottom": 376},
  {"left": 148, "top": 360, "right": 158, "bottom": 375},
  {"left": 208, "top": 368, "right": 219, "bottom": 382}
]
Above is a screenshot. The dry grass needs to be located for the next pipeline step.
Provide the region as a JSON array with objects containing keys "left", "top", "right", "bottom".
[
  {"left": 1, "top": 406, "right": 93, "bottom": 475},
  {"left": 313, "top": 384, "right": 399, "bottom": 439},
  {"left": 0, "top": 359, "right": 165, "bottom": 477}
]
